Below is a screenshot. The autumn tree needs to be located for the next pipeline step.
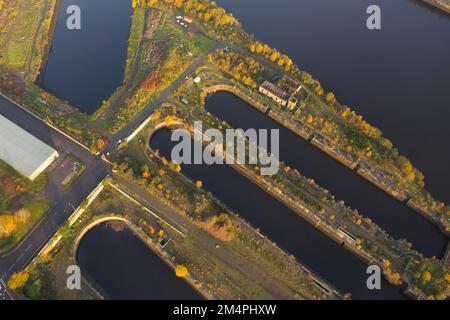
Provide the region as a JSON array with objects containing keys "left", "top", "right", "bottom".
[
  {"left": 325, "top": 92, "right": 336, "bottom": 104},
  {"left": 96, "top": 137, "right": 109, "bottom": 151},
  {"left": 0, "top": 215, "right": 17, "bottom": 238},
  {"left": 208, "top": 50, "right": 262, "bottom": 89},
  {"left": 175, "top": 265, "right": 188, "bottom": 278},
  {"left": 173, "top": 0, "right": 183, "bottom": 8},
  {"left": 147, "top": 0, "right": 159, "bottom": 6},
  {"left": 8, "top": 271, "right": 29, "bottom": 290},
  {"left": 314, "top": 85, "right": 324, "bottom": 96},
  {"left": 200, "top": 214, "right": 236, "bottom": 241},
  {"left": 142, "top": 170, "right": 151, "bottom": 178},
  {"left": 422, "top": 270, "right": 432, "bottom": 283},
  {"left": 14, "top": 208, "right": 31, "bottom": 224},
  {"left": 397, "top": 155, "right": 415, "bottom": 182}
]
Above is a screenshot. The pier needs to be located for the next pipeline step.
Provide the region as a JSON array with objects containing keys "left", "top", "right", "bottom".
[{"left": 202, "top": 83, "right": 447, "bottom": 232}]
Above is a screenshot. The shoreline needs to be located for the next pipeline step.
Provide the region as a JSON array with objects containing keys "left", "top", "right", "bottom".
[
  {"left": 35, "top": 0, "right": 61, "bottom": 84},
  {"left": 150, "top": 121, "right": 411, "bottom": 298},
  {"left": 422, "top": 0, "right": 450, "bottom": 14},
  {"left": 202, "top": 84, "right": 448, "bottom": 235}
]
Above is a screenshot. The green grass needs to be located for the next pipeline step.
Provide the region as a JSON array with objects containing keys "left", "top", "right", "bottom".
[
  {"left": 0, "top": 159, "right": 49, "bottom": 253},
  {"left": 4, "top": 42, "right": 28, "bottom": 67},
  {"left": 0, "top": 0, "right": 46, "bottom": 70},
  {"left": 124, "top": 7, "right": 146, "bottom": 82},
  {"left": 190, "top": 33, "right": 214, "bottom": 55},
  {"left": 0, "top": 200, "right": 50, "bottom": 254},
  {"left": 0, "top": 159, "right": 47, "bottom": 195}
]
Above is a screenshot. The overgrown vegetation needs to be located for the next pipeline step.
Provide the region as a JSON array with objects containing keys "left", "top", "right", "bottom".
[
  {"left": 0, "top": 0, "right": 56, "bottom": 80},
  {"left": 14, "top": 181, "right": 331, "bottom": 300},
  {"left": 208, "top": 50, "right": 263, "bottom": 88},
  {"left": 108, "top": 5, "right": 213, "bottom": 133},
  {"left": 0, "top": 160, "right": 49, "bottom": 253},
  {"left": 139, "top": 104, "right": 450, "bottom": 300}
]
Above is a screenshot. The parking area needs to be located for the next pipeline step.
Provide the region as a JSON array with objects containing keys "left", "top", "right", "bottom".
[{"left": 46, "top": 153, "right": 85, "bottom": 191}]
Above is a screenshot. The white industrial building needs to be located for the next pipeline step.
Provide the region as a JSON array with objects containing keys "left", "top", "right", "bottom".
[{"left": 0, "top": 114, "right": 59, "bottom": 180}]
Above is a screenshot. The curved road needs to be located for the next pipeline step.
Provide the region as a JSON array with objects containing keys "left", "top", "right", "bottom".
[
  {"left": 0, "top": 45, "right": 217, "bottom": 299},
  {"left": 0, "top": 94, "right": 109, "bottom": 299}
]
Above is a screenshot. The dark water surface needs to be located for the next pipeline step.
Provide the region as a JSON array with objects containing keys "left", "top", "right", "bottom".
[
  {"left": 206, "top": 92, "right": 447, "bottom": 258},
  {"left": 215, "top": 0, "right": 450, "bottom": 205},
  {"left": 40, "top": 0, "right": 132, "bottom": 113},
  {"left": 151, "top": 129, "right": 406, "bottom": 300},
  {"left": 77, "top": 223, "right": 202, "bottom": 300}
]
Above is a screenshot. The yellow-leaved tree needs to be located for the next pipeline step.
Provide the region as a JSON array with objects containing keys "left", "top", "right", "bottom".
[
  {"left": 0, "top": 215, "right": 17, "bottom": 238},
  {"left": 8, "top": 271, "right": 29, "bottom": 290},
  {"left": 175, "top": 265, "right": 188, "bottom": 278}
]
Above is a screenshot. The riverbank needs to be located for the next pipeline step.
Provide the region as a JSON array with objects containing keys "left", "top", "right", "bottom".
[
  {"left": 146, "top": 120, "right": 405, "bottom": 299},
  {"left": 194, "top": 61, "right": 449, "bottom": 234},
  {"left": 0, "top": 0, "right": 57, "bottom": 79},
  {"left": 34, "top": 0, "right": 60, "bottom": 83},
  {"left": 0, "top": 160, "right": 50, "bottom": 255},
  {"left": 146, "top": 102, "right": 448, "bottom": 299},
  {"left": 422, "top": 0, "right": 450, "bottom": 13},
  {"left": 112, "top": 141, "right": 342, "bottom": 299},
  {"left": 12, "top": 174, "right": 339, "bottom": 300}
]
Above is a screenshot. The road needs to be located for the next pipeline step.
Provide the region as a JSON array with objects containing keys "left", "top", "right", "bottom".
[
  {"left": 0, "top": 84, "right": 296, "bottom": 300},
  {"left": 106, "top": 45, "right": 219, "bottom": 151},
  {"left": 0, "top": 94, "right": 109, "bottom": 299},
  {"left": 0, "top": 44, "right": 216, "bottom": 298},
  {"left": 112, "top": 174, "right": 297, "bottom": 299},
  {"left": 0, "top": 36, "right": 254, "bottom": 299}
]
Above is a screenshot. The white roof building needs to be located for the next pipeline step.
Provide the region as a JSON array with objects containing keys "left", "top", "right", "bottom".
[{"left": 0, "top": 115, "right": 59, "bottom": 180}]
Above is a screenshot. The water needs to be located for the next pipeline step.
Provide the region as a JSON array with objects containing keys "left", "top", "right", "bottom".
[
  {"left": 77, "top": 223, "right": 202, "bottom": 300},
  {"left": 206, "top": 91, "right": 447, "bottom": 258},
  {"left": 40, "top": 0, "right": 132, "bottom": 114},
  {"left": 215, "top": 0, "right": 450, "bottom": 206},
  {"left": 150, "top": 128, "right": 406, "bottom": 300}
]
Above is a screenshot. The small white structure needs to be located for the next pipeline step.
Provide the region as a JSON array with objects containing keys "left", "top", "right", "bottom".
[
  {"left": 183, "top": 16, "right": 193, "bottom": 24},
  {"left": 0, "top": 115, "right": 59, "bottom": 180},
  {"left": 194, "top": 76, "right": 201, "bottom": 84}
]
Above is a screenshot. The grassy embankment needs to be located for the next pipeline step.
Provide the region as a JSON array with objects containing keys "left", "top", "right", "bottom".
[
  {"left": 16, "top": 181, "right": 333, "bottom": 300},
  {"left": 0, "top": 160, "right": 49, "bottom": 253},
  {"left": 144, "top": 0, "right": 450, "bottom": 231},
  {"left": 0, "top": 0, "right": 55, "bottom": 79},
  {"left": 130, "top": 100, "right": 449, "bottom": 299},
  {"left": 0, "top": 0, "right": 104, "bottom": 153},
  {"left": 422, "top": 0, "right": 450, "bottom": 14},
  {"left": 97, "top": 6, "right": 214, "bottom": 134}
]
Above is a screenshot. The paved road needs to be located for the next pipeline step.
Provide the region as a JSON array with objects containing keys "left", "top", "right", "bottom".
[
  {"left": 0, "top": 43, "right": 220, "bottom": 299},
  {"left": 106, "top": 47, "right": 219, "bottom": 151},
  {"left": 113, "top": 174, "right": 295, "bottom": 299},
  {"left": 0, "top": 95, "right": 109, "bottom": 299}
]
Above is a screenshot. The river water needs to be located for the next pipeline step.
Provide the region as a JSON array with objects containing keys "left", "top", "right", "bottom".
[
  {"left": 40, "top": 0, "right": 131, "bottom": 114},
  {"left": 215, "top": 0, "right": 450, "bottom": 206},
  {"left": 150, "top": 128, "right": 406, "bottom": 300},
  {"left": 77, "top": 223, "right": 202, "bottom": 300},
  {"left": 45, "top": 0, "right": 449, "bottom": 300},
  {"left": 206, "top": 92, "right": 447, "bottom": 258}
]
